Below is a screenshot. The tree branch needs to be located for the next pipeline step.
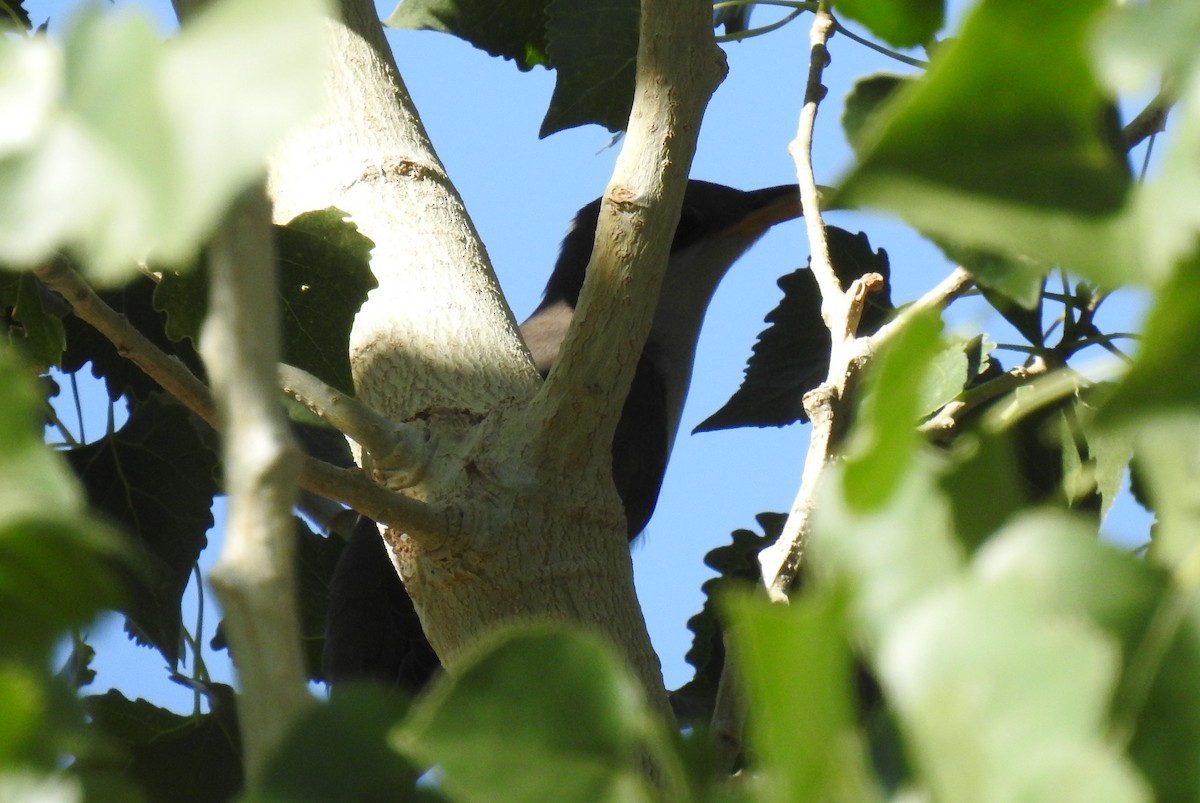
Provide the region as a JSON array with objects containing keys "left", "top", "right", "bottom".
[
  {"left": 33, "top": 257, "right": 218, "bottom": 429},
  {"left": 279, "top": 362, "right": 431, "bottom": 488},
  {"left": 1123, "top": 89, "right": 1173, "bottom": 151},
  {"left": 199, "top": 187, "right": 311, "bottom": 782},
  {"left": 526, "top": 0, "right": 727, "bottom": 485},
  {"left": 33, "top": 257, "right": 436, "bottom": 531}
]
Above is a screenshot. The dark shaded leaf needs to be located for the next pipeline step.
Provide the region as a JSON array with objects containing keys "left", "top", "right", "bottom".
[
  {"left": 1, "top": 272, "right": 66, "bottom": 370},
  {"left": 386, "top": 0, "right": 551, "bottom": 70},
  {"left": 697, "top": 227, "right": 892, "bottom": 432},
  {"left": 540, "top": 0, "right": 639, "bottom": 136},
  {"left": 62, "top": 274, "right": 204, "bottom": 402},
  {"left": 64, "top": 395, "right": 218, "bottom": 667},
  {"left": 672, "top": 512, "right": 785, "bottom": 724},
  {"left": 156, "top": 209, "right": 376, "bottom": 397},
  {"left": 252, "top": 686, "right": 431, "bottom": 802},
  {"left": 82, "top": 687, "right": 242, "bottom": 803},
  {"left": 1, "top": 1, "right": 33, "bottom": 29}
]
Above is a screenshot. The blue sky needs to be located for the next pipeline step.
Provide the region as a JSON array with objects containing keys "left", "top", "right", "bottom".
[{"left": 30, "top": 0, "right": 1154, "bottom": 709}]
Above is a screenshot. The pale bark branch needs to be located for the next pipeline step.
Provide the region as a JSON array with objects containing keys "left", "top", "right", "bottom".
[
  {"left": 33, "top": 257, "right": 218, "bottom": 430},
  {"left": 279, "top": 362, "right": 431, "bottom": 488},
  {"left": 33, "top": 258, "right": 433, "bottom": 531},
  {"left": 199, "top": 187, "right": 311, "bottom": 782},
  {"left": 526, "top": 0, "right": 728, "bottom": 485}
]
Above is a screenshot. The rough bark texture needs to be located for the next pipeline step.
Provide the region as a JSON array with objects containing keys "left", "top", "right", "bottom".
[{"left": 267, "top": 0, "right": 724, "bottom": 718}]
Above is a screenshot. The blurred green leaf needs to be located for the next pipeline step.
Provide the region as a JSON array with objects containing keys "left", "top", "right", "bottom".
[
  {"left": 1099, "top": 263, "right": 1200, "bottom": 424},
  {"left": 814, "top": 463, "right": 962, "bottom": 649},
  {"left": 842, "top": 74, "right": 914, "bottom": 156},
  {"left": 1124, "top": 415, "right": 1200, "bottom": 572},
  {"left": 838, "top": 0, "right": 1135, "bottom": 287},
  {"left": 0, "top": 347, "right": 128, "bottom": 661},
  {"left": 0, "top": 0, "right": 330, "bottom": 280},
  {"left": 842, "top": 309, "right": 943, "bottom": 510},
  {"left": 253, "top": 686, "right": 428, "bottom": 802},
  {"left": 832, "top": 0, "right": 943, "bottom": 49},
  {"left": 726, "top": 592, "right": 879, "bottom": 803},
  {"left": 395, "top": 627, "right": 659, "bottom": 803}
]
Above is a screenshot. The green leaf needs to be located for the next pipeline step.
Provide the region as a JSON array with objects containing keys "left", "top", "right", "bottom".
[
  {"left": 725, "top": 593, "right": 879, "bottom": 803},
  {"left": 0, "top": 349, "right": 129, "bottom": 662},
  {"left": 813, "top": 463, "right": 962, "bottom": 649},
  {"left": 1124, "top": 415, "right": 1200, "bottom": 572},
  {"left": 64, "top": 396, "right": 218, "bottom": 667},
  {"left": 156, "top": 210, "right": 376, "bottom": 396},
  {"left": 0, "top": 0, "right": 330, "bottom": 281},
  {"left": 832, "top": 0, "right": 943, "bottom": 49},
  {"left": 81, "top": 687, "right": 242, "bottom": 803},
  {"left": 540, "top": 0, "right": 639, "bottom": 136},
  {"left": 386, "top": 0, "right": 551, "bottom": 70},
  {"left": 842, "top": 309, "right": 943, "bottom": 510},
  {"left": 838, "top": 0, "right": 1135, "bottom": 287},
  {"left": 395, "top": 626, "right": 658, "bottom": 803},
  {"left": 880, "top": 579, "right": 1144, "bottom": 802},
  {"left": 0, "top": 272, "right": 65, "bottom": 370},
  {"left": 1094, "top": 2, "right": 1200, "bottom": 283},
  {"left": 842, "top": 74, "right": 914, "bottom": 156},
  {"left": 697, "top": 227, "right": 892, "bottom": 432},
  {"left": 253, "top": 686, "right": 425, "bottom": 802},
  {"left": 1099, "top": 263, "right": 1200, "bottom": 424}
]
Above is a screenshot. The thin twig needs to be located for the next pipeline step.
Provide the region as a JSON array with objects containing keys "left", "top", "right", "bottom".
[
  {"left": 1123, "top": 89, "right": 1173, "bottom": 151},
  {"left": 831, "top": 19, "right": 928, "bottom": 68},
  {"left": 712, "top": 4, "right": 842, "bottom": 774}
]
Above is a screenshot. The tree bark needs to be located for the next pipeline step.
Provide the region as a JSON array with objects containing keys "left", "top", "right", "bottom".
[{"left": 267, "top": 0, "right": 724, "bottom": 718}]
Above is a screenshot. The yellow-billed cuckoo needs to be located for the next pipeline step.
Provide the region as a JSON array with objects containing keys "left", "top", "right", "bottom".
[{"left": 325, "top": 180, "right": 803, "bottom": 690}]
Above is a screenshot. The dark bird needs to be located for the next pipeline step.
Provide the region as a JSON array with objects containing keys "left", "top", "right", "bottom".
[{"left": 324, "top": 180, "right": 804, "bottom": 692}]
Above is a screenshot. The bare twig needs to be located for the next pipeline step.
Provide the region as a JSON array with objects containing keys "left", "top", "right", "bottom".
[
  {"left": 200, "top": 187, "right": 311, "bottom": 781},
  {"left": 789, "top": 6, "right": 841, "bottom": 332},
  {"left": 712, "top": 4, "right": 844, "bottom": 772}
]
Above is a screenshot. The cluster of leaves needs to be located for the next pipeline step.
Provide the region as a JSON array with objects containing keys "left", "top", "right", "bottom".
[{"left": 3, "top": 0, "right": 1200, "bottom": 799}]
